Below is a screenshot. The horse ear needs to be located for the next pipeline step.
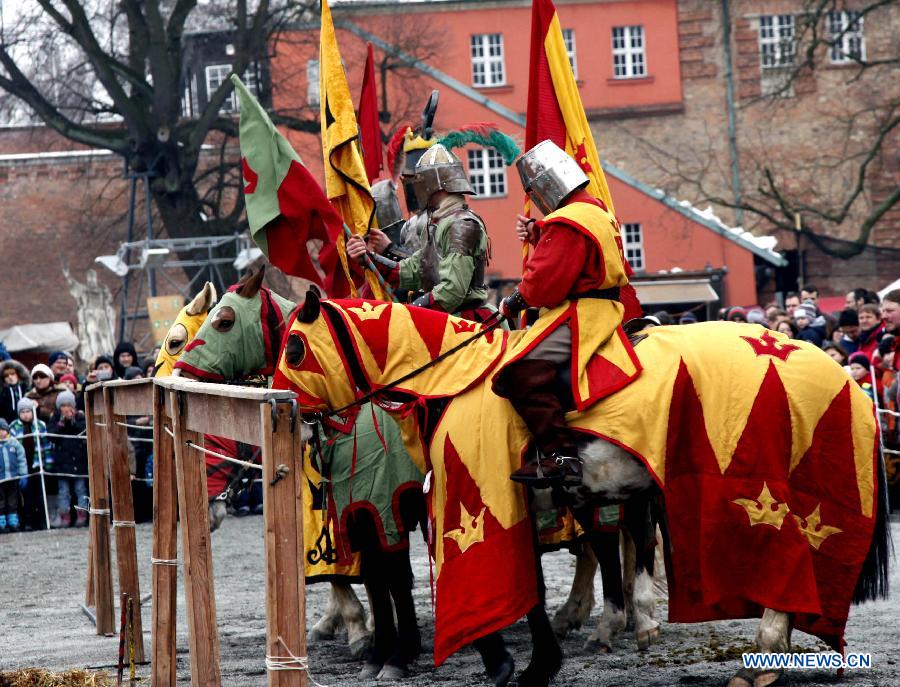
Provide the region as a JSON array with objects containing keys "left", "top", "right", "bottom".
[
  {"left": 185, "top": 281, "right": 218, "bottom": 316},
  {"left": 236, "top": 265, "right": 266, "bottom": 299},
  {"left": 298, "top": 288, "right": 321, "bottom": 323}
]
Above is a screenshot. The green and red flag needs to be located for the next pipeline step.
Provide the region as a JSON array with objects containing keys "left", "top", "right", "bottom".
[
  {"left": 232, "top": 74, "right": 342, "bottom": 288},
  {"left": 358, "top": 42, "right": 383, "bottom": 184},
  {"left": 526, "top": 0, "right": 615, "bottom": 213}
]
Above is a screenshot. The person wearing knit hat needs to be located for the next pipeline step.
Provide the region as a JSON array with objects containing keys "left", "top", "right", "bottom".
[
  {"left": 725, "top": 306, "right": 748, "bottom": 323},
  {"left": 86, "top": 355, "right": 116, "bottom": 384},
  {"left": 48, "top": 351, "right": 69, "bottom": 379},
  {"left": 679, "top": 311, "right": 698, "bottom": 325},
  {"left": 26, "top": 364, "right": 66, "bottom": 424},
  {"left": 794, "top": 305, "right": 825, "bottom": 347},
  {"left": 746, "top": 308, "right": 767, "bottom": 326},
  {"left": 59, "top": 374, "right": 78, "bottom": 392},
  {"left": 848, "top": 352, "right": 875, "bottom": 401},
  {"left": 9, "top": 396, "right": 54, "bottom": 530},
  {"left": 0, "top": 415, "right": 27, "bottom": 532},
  {"left": 50, "top": 387, "right": 88, "bottom": 527},
  {"left": 0, "top": 359, "right": 30, "bottom": 425},
  {"left": 123, "top": 367, "right": 145, "bottom": 381}
]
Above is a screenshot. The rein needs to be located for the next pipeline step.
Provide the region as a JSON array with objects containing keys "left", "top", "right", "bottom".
[{"left": 321, "top": 308, "right": 508, "bottom": 419}]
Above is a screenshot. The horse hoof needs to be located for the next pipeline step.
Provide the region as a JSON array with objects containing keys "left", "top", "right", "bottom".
[
  {"left": 583, "top": 638, "right": 612, "bottom": 654},
  {"left": 349, "top": 636, "right": 372, "bottom": 660},
  {"left": 376, "top": 664, "right": 408, "bottom": 681},
  {"left": 636, "top": 626, "right": 660, "bottom": 651},
  {"left": 487, "top": 654, "right": 515, "bottom": 687},
  {"left": 358, "top": 661, "right": 382, "bottom": 680}
]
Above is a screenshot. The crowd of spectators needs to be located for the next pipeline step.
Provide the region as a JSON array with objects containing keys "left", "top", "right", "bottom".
[
  {"left": 654, "top": 286, "right": 900, "bottom": 421},
  {"left": 0, "top": 346, "right": 156, "bottom": 533}
]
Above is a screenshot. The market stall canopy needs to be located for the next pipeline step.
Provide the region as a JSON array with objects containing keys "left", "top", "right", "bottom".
[
  {"left": 632, "top": 279, "right": 718, "bottom": 305},
  {"left": 0, "top": 322, "right": 79, "bottom": 353}
]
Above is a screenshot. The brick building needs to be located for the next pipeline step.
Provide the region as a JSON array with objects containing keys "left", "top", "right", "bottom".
[{"left": 1, "top": 0, "right": 897, "bottom": 352}]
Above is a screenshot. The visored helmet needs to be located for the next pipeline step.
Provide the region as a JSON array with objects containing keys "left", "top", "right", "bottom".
[
  {"left": 372, "top": 179, "right": 404, "bottom": 234},
  {"left": 516, "top": 139, "right": 589, "bottom": 215},
  {"left": 414, "top": 143, "right": 474, "bottom": 209}
]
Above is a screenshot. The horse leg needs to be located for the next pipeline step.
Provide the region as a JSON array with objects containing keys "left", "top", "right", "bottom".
[
  {"left": 207, "top": 500, "right": 227, "bottom": 532},
  {"left": 310, "top": 581, "right": 371, "bottom": 659},
  {"left": 551, "top": 542, "right": 597, "bottom": 638},
  {"left": 377, "top": 546, "right": 422, "bottom": 680},
  {"left": 621, "top": 531, "right": 636, "bottom": 632},
  {"left": 472, "top": 633, "right": 515, "bottom": 687},
  {"left": 515, "top": 549, "right": 563, "bottom": 687},
  {"left": 357, "top": 533, "right": 398, "bottom": 679},
  {"left": 309, "top": 583, "right": 345, "bottom": 641},
  {"left": 622, "top": 496, "right": 660, "bottom": 651},
  {"left": 727, "top": 609, "right": 791, "bottom": 687},
  {"left": 582, "top": 530, "right": 626, "bottom": 653}
]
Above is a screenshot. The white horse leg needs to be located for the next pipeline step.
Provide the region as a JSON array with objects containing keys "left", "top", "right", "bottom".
[
  {"left": 337, "top": 581, "right": 372, "bottom": 658},
  {"left": 551, "top": 543, "right": 597, "bottom": 637},
  {"left": 309, "top": 583, "right": 345, "bottom": 641},
  {"left": 584, "top": 598, "right": 627, "bottom": 653},
  {"left": 727, "top": 609, "right": 791, "bottom": 687},
  {"left": 632, "top": 569, "right": 660, "bottom": 650}
]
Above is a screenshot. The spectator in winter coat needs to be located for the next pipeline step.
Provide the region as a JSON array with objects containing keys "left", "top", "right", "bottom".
[
  {"left": 0, "top": 418, "right": 28, "bottom": 533},
  {"left": 9, "top": 398, "right": 53, "bottom": 530},
  {"left": 113, "top": 342, "right": 139, "bottom": 379},
  {"left": 848, "top": 353, "right": 876, "bottom": 401},
  {"left": 0, "top": 359, "right": 30, "bottom": 425},
  {"left": 85, "top": 355, "right": 115, "bottom": 385},
  {"left": 881, "top": 290, "right": 900, "bottom": 336},
  {"left": 50, "top": 390, "right": 88, "bottom": 527},
  {"left": 856, "top": 304, "right": 885, "bottom": 362},
  {"left": 794, "top": 305, "right": 825, "bottom": 347},
  {"left": 26, "top": 364, "right": 67, "bottom": 424}
]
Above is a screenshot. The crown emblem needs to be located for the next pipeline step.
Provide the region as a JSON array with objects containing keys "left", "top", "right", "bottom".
[
  {"left": 733, "top": 482, "right": 790, "bottom": 529},
  {"left": 793, "top": 504, "right": 842, "bottom": 550},
  {"left": 444, "top": 503, "right": 486, "bottom": 553},
  {"left": 348, "top": 302, "right": 389, "bottom": 321},
  {"left": 451, "top": 319, "right": 478, "bottom": 335},
  {"left": 740, "top": 331, "right": 800, "bottom": 362}
]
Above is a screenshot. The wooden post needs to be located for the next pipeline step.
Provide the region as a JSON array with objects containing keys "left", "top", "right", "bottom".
[
  {"left": 103, "top": 386, "right": 145, "bottom": 663},
  {"left": 151, "top": 383, "right": 178, "bottom": 687},
  {"left": 170, "top": 389, "right": 221, "bottom": 687},
  {"left": 84, "top": 387, "right": 115, "bottom": 635},
  {"left": 85, "top": 536, "right": 95, "bottom": 606},
  {"left": 261, "top": 403, "right": 307, "bottom": 687}
]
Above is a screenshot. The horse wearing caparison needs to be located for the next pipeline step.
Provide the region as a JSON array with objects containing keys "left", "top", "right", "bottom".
[
  {"left": 275, "top": 291, "right": 890, "bottom": 687},
  {"left": 173, "top": 270, "right": 424, "bottom": 680},
  {"left": 155, "top": 279, "right": 371, "bottom": 659}
]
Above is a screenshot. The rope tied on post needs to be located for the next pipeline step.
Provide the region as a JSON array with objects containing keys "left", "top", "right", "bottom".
[{"left": 265, "top": 636, "right": 329, "bottom": 687}]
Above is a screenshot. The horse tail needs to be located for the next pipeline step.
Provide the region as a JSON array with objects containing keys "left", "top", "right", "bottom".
[{"left": 852, "top": 444, "right": 892, "bottom": 604}]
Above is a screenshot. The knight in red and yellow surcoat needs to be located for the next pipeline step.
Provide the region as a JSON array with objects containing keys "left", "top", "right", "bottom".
[{"left": 496, "top": 140, "right": 642, "bottom": 485}]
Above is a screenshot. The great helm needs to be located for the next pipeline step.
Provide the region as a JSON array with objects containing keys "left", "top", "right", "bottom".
[
  {"left": 413, "top": 143, "right": 474, "bottom": 208},
  {"left": 516, "top": 140, "right": 589, "bottom": 215},
  {"left": 371, "top": 179, "right": 404, "bottom": 239}
]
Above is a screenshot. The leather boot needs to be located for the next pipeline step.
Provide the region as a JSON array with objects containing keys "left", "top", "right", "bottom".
[{"left": 498, "top": 360, "right": 582, "bottom": 487}]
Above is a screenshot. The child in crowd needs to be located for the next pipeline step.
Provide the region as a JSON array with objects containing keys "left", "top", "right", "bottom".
[
  {"left": 0, "top": 360, "right": 30, "bottom": 425},
  {"left": 848, "top": 353, "right": 875, "bottom": 401},
  {"left": 51, "top": 391, "right": 89, "bottom": 527},
  {"left": 10, "top": 398, "right": 54, "bottom": 530},
  {"left": 0, "top": 418, "right": 28, "bottom": 533},
  {"left": 27, "top": 364, "right": 66, "bottom": 424}
]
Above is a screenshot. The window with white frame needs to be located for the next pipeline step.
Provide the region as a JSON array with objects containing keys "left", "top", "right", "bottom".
[
  {"left": 562, "top": 28, "right": 577, "bottom": 78},
  {"left": 470, "top": 34, "right": 506, "bottom": 87},
  {"left": 611, "top": 26, "right": 646, "bottom": 79},
  {"left": 182, "top": 73, "right": 198, "bottom": 118},
  {"left": 622, "top": 223, "right": 644, "bottom": 271},
  {"left": 307, "top": 60, "right": 320, "bottom": 106},
  {"left": 467, "top": 148, "right": 507, "bottom": 198},
  {"left": 758, "top": 15, "right": 796, "bottom": 69},
  {"left": 205, "top": 64, "right": 257, "bottom": 113},
  {"left": 827, "top": 11, "right": 865, "bottom": 64}
]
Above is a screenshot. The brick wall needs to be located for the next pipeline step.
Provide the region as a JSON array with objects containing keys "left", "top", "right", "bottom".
[{"left": 594, "top": 0, "right": 900, "bottom": 295}]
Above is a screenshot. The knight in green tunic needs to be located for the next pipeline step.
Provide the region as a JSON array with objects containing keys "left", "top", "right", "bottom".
[{"left": 348, "top": 144, "right": 493, "bottom": 321}]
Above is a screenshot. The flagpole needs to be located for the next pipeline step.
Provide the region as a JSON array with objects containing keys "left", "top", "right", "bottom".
[{"left": 342, "top": 224, "right": 397, "bottom": 302}]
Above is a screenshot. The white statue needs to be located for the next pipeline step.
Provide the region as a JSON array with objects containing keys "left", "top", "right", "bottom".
[{"left": 64, "top": 267, "right": 117, "bottom": 364}]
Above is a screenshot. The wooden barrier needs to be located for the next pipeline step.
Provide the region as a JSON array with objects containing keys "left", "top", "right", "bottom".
[
  {"left": 154, "top": 377, "right": 306, "bottom": 687},
  {"left": 83, "top": 383, "right": 115, "bottom": 635}
]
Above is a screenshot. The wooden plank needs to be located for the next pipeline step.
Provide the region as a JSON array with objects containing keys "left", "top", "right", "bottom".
[
  {"left": 262, "top": 404, "right": 307, "bottom": 687},
  {"left": 107, "top": 378, "right": 154, "bottom": 416},
  {"left": 151, "top": 384, "right": 178, "bottom": 687},
  {"left": 84, "top": 389, "right": 115, "bottom": 635},
  {"left": 103, "top": 387, "right": 145, "bottom": 663},
  {"left": 170, "top": 390, "right": 222, "bottom": 687},
  {"left": 155, "top": 376, "right": 295, "bottom": 402},
  {"left": 184, "top": 394, "right": 276, "bottom": 446},
  {"left": 85, "top": 536, "right": 94, "bottom": 607}
]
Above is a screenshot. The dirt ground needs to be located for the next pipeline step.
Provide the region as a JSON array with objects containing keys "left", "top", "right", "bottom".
[{"left": 1, "top": 515, "right": 898, "bottom": 686}]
